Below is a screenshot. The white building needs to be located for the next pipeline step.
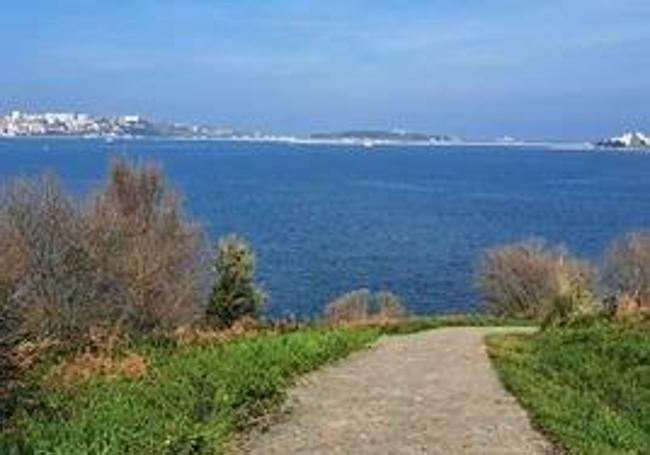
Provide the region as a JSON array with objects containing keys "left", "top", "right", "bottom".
[{"left": 122, "top": 115, "right": 141, "bottom": 124}]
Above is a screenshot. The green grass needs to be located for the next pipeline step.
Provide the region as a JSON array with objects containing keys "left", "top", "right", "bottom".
[
  {"left": 487, "top": 323, "right": 650, "bottom": 454},
  {"left": 0, "top": 314, "right": 533, "bottom": 454},
  {"left": 377, "top": 314, "right": 534, "bottom": 335},
  {"left": 0, "top": 327, "right": 379, "bottom": 454}
]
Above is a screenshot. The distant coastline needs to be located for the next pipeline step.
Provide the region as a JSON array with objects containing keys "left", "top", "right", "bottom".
[
  {"left": 1, "top": 109, "right": 647, "bottom": 152},
  {"left": 0, "top": 133, "right": 596, "bottom": 151}
]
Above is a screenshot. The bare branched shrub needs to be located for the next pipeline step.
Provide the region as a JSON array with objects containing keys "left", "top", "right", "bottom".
[
  {"left": 0, "top": 297, "right": 20, "bottom": 405},
  {"left": 324, "top": 289, "right": 371, "bottom": 323},
  {"left": 602, "top": 232, "right": 650, "bottom": 310},
  {"left": 477, "top": 240, "right": 595, "bottom": 321},
  {"left": 0, "top": 247, "right": 20, "bottom": 390},
  {"left": 0, "top": 160, "right": 207, "bottom": 351},
  {"left": 85, "top": 159, "right": 206, "bottom": 333},
  {"left": 324, "top": 289, "right": 407, "bottom": 324},
  {"left": 0, "top": 175, "right": 109, "bottom": 343},
  {"left": 207, "top": 234, "right": 266, "bottom": 328}
]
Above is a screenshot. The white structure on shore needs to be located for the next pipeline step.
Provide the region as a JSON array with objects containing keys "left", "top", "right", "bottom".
[
  {"left": 0, "top": 110, "right": 235, "bottom": 138},
  {"left": 598, "top": 131, "right": 650, "bottom": 148},
  {"left": 0, "top": 110, "right": 129, "bottom": 137}
]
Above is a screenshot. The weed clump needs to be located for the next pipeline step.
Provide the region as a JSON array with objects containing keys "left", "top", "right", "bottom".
[{"left": 324, "top": 289, "right": 407, "bottom": 324}]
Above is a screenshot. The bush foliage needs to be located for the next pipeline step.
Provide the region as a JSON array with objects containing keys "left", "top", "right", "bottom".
[{"left": 207, "top": 234, "right": 266, "bottom": 328}]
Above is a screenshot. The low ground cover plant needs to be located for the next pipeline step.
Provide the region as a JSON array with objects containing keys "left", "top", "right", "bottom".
[
  {"left": 487, "top": 323, "right": 650, "bottom": 454},
  {"left": 0, "top": 327, "right": 379, "bottom": 454}
]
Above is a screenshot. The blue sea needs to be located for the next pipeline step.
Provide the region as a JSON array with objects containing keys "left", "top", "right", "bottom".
[{"left": 1, "top": 138, "right": 649, "bottom": 317}]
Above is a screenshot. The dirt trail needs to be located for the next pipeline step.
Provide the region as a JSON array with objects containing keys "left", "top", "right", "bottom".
[{"left": 243, "top": 327, "right": 555, "bottom": 454}]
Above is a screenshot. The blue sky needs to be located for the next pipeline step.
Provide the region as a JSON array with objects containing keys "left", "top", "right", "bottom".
[{"left": 1, "top": 0, "right": 649, "bottom": 139}]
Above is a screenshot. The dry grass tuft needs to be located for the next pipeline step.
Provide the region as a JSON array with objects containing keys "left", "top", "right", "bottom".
[
  {"left": 172, "top": 316, "right": 264, "bottom": 347},
  {"left": 44, "top": 352, "right": 148, "bottom": 387}
]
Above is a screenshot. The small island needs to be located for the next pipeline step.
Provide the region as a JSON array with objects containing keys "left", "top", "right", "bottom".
[{"left": 309, "top": 130, "right": 459, "bottom": 146}]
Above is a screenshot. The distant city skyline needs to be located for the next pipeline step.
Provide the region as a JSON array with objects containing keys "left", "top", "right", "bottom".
[{"left": 1, "top": 1, "right": 649, "bottom": 140}]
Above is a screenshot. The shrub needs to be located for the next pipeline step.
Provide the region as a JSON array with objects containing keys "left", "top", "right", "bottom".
[
  {"left": 0, "top": 250, "right": 20, "bottom": 392},
  {"left": 323, "top": 289, "right": 407, "bottom": 323},
  {"left": 85, "top": 159, "right": 206, "bottom": 334},
  {"left": 207, "top": 235, "right": 266, "bottom": 328},
  {"left": 324, "top": 289, "right": 371, "bottom": 323},
  {"left": 602, "top": 232, "right": 650, "bottom": 311},
  {"left": 0, "top": 296, "right": 20, "bottom": 419},
  {"left": 373, "top": 291, "right": 407, "bottom": 319},
  {"left": 0, "top": 160, "right": 206, "bottom": 350},
  {"left": 477, "top": 239, "right": 595, "bottom": 322},
  {"left": 0, "top": 175, "right": 107, "bottom": 344},
  {"left": 541, "top": 291, "right": 595, "bottom": 329}
]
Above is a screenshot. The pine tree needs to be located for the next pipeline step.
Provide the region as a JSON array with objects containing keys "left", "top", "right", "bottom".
[{"left": 207, "top": 235, "right": 266, "bottom": 327}]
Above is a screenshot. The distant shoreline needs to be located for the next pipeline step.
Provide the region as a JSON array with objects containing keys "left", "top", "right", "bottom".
[
  {"left": 4, "top": 134, "right": 650, "bottom": 153},
  {"left": 0, "top": 134, "right": 600, "bottom": 151}
]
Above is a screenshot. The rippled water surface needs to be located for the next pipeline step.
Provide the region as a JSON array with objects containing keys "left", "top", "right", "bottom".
[{"left": 1, "top": 138, "right": 649, "bottom": 316}]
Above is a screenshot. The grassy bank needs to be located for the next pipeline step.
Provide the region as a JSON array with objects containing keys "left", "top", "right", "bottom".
[
  {"left": 0, "top": 314, "right": 529, "bottom": 454},
  {"left": 1, "top": 327, "right": 379, "bottom": 454},
  {"left": 487, "top": 323, "right": 650, "bottom": 454},
  {"left": 375, "top": 314, "right": 533, "bottom": 335}
]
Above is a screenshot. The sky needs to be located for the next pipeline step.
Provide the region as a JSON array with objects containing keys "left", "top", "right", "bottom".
[{"left": 1, "top": 0, "right": 649, "bottom": 139}]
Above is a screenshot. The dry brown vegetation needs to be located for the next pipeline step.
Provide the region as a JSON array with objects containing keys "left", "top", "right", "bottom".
[
  {"left": 172, "top": 316, "right": 264, "bottom": 346},
  {"left": 477, "top": 240, "right": 595, "bottom": 323},
  {"left": 0, "top": 160, "right": 207, "bottom": 366},
  {"left": 603, "top": 232, "right": 650, "bottom": 312},
  {"left": 324, "top": 289, "right": 407, "bottom": 324},
  {"left": 43, "top": 351, "right": 148, "bottom": 387}
]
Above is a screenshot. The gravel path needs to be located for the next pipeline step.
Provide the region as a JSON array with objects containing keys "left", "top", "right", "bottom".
[{"left": 243, "top": 327, "right": 555, "bottom": 454}]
